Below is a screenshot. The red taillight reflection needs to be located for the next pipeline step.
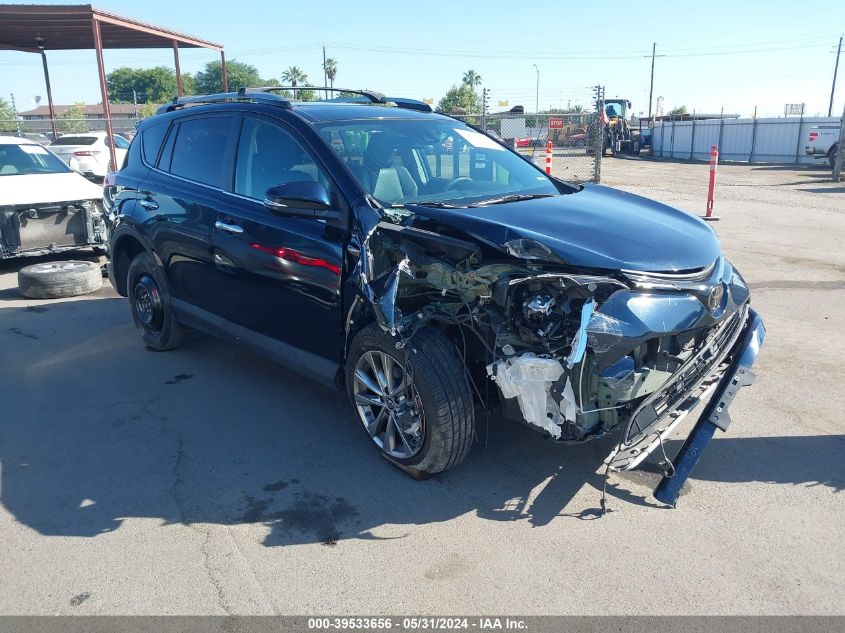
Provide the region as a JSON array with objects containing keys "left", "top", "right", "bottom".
[
  {"left": 103, "top": 171, "right": 116, "bottom": 188},
  {"left": 73, "top": 150, "right": 95, "bottom": 157},
  {"left": 250, "top": 243, "right": 341, "bottom": 275}
]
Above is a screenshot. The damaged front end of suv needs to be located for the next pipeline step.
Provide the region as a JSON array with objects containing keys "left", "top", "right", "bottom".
[{"left": 347, "top": 183, "right": 764, "bottom": 505}]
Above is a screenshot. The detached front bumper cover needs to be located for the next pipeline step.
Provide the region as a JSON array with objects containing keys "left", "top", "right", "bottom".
[{"left": 608, "top": 306, "right": 764, "bottom": 507}]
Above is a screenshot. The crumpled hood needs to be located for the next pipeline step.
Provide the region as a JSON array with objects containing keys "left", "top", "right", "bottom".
[
  {"left": 0, "top": 172, "right": 103, "bottom": 206},
  {"left": 411, "top": 183, "right": 722, "bottom": 272}
]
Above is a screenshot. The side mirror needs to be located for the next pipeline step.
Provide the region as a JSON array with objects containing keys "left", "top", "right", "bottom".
[{"left": 264, "top": 181, "right": 338, "bottom": 220}]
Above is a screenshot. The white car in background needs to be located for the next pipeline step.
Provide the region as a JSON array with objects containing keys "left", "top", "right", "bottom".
[
  {"left": 49, "top": 131, "right": 130, "bottom": 180},
  {"left": 0, "top": 136, "right": 107, "bottom": 260},
  {"left": 805, "top": 125, "right": 840, "bottom": 166}
]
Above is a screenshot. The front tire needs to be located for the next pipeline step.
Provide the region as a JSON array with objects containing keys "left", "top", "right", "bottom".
[
  {"left": 126, "top": 252, "right": 183, "bottom": 351},
  {"left": 346, "top": 324, "right": 474, "bottom": 475},
  {"left": 829, "top": 146, "right": 838, "bottom": 167}
]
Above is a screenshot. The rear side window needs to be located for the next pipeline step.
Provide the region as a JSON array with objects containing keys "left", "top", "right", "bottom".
[
  {"left": 168, "top": 116, "right": 234, "bottom": 188},
  {"left": 141, "top": 121, "right": 169, "bottom": 166},
  {"left": 51, "top": 136, "right": 97, "bottom": 146}
]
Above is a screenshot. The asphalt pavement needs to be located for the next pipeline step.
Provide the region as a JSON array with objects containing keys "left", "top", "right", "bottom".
[{"left": 0, "top": 160, "right": 842, "bottom": 615}]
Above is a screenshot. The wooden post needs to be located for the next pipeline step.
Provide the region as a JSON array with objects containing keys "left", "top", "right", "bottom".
[
  {"left": 173, "top": 40, "right": 183, "bottom": 96},
  {"left": 40, "top": 51, "right": 58, "bottom": 140},
  {"left": 220, "top": 50, "right": 228, "bottom": 92}
]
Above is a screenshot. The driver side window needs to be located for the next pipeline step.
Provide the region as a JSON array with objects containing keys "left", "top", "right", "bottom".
[{"left": 234, "top": 118, "right": 327, "bottom": 201}]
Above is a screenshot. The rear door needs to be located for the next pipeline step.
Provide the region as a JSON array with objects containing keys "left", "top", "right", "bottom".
[
  {"left": 142, "top": 114, "right": 238, "bottom": 314},
  {"left": 210, "top": 114, "right": 346, "bottom": 364}
]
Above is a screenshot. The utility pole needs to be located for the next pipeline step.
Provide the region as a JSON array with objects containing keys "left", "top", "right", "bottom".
[
  {"left": 481, "top": 87, "right": 488, "bottom": 132},
  {"left": 9, "top": 92, "right": 21, "bottom": 136},
  {"left": 532, "top": 64, "right": 539, "bottom": 114},
  {"left": 132, "top": 90, "right": 138, "bottom": 119},
  {"left": 323, "top": 45, "right": 328, "bottom": 100},
  {"left": 648, "top": 42, "right": 656, "bottom": 127},
  {"left": 829, "top": 35, "right": 842, "bottom": 118},
  {"left": 832, "top": 99, "right": 845, "bottom": 181}
]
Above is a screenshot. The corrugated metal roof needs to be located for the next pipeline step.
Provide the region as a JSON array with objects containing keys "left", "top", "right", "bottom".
[{"left": 0, "top": 4, "right": 222, "bottom": 52}]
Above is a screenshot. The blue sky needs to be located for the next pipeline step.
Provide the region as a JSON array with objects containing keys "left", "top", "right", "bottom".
[{"left": 2, "top": 0, "right": 844, "bottom": 117}]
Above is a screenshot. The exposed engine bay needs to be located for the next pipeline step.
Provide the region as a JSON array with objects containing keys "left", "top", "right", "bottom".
[{"left": 349, "top": 201, "right": 752, "bottom": 453}]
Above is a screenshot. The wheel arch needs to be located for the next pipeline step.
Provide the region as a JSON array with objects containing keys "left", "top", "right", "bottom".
[{"left": 110, "top": 232, "right": 148, "bottom": 296}]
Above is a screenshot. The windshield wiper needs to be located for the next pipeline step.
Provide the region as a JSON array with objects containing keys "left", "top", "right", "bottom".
[
  {"left": 400, "top": 200, "right": 464, "bottom": 209},
  {"left": 468, "top": 193, "right": 555, "bottom": 207}
]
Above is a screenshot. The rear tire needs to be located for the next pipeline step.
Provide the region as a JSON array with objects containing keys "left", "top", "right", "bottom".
[
  {"left": 17, "top": 260, "right": 102, "bottom": 299},
  {"left": 126, "top": 252, "right": 183, "bottom": 351},
  {"left": 829, "top": 146, "right": 838, "bottom": 167},
  {"left": 346, "top": 324, "right": 474, "bottom": 476}
]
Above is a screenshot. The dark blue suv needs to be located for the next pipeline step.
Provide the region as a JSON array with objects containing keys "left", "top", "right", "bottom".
[{"left": 105, "top": 88, "right": 763, "bottom": 499}]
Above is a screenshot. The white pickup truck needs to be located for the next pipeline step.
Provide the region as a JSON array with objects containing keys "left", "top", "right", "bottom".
[{"left": 805, "top": 125, "right": 840, "bottom": 165}]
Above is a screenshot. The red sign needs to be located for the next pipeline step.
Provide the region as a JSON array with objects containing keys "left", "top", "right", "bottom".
[{"left": 549, "top": 118, "right": 564, "bottom": 129}]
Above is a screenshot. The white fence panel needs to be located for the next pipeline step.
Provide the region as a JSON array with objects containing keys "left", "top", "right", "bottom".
[
  {"left": 692, "top": 120, "right": 720, "bottom": 160},
  {"left": 650, "top": 116, "right": 838, "bottom": 164}
]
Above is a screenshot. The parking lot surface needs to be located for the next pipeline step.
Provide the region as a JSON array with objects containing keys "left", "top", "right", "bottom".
[{"left": 0, "top": 160, "right": 842, "bottom": 615}]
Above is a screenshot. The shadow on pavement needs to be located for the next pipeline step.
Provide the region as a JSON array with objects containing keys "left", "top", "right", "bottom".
[
  {"left": 797, "top": 186, "right": 845, "bottom": 194},
  {"left": 1, "top": 296, "right": 841, "bottom": 548}
]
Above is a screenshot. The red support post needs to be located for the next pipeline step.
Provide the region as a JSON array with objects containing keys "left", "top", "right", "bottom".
[
  {"left": 220, "top": 50, "right": 228, "bottom": 92},
  {"left": 702, "top": 144, "right": 720, "bottom": 221},
  {"left": 92, "top": 17, "right": 117, "bottom": 172},
  {"left": 173, "top": 40, "right": 183, "bottom": 96},
  {"left": 545, "top": 140, "right": 553, "bottom": 175}
]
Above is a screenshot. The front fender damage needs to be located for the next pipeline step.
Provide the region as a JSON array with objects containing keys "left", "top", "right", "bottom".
[{"left": 348, "top": 203, "right": 755, "bottom": 467}]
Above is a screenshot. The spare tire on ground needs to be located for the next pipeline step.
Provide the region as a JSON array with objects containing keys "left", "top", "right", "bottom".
[{"left": 18, "top": 260, "right": 103, "bottom": 299}]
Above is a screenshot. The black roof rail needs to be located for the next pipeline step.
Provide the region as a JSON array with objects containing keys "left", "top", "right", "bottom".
[
  {"left": 250, "top": 86, "right": 386, "bottom": 103},
  {"left": 157, "top": 89, "right": 292, "bottom": 114},
  {"left": 318, "top": 94, "right": 433, "bottom": 112},
  {"left": 248, "top": 87, "right": 432, "bottom": 111},
  {"left": 155, "top": 86, "right": 433, "bottom": 115}
]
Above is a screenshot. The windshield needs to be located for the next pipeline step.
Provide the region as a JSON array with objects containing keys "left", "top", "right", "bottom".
[
  {"left": 604, "top": 102, "right": 625, "bottom": 118},
  {"left": 316, "top": 118, "right": 560, "bottom": 207},
  {"left": 0, "top": 143, "right": 71, "bottom": 176}
]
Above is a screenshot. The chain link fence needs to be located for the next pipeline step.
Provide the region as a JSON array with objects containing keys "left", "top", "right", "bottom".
[
  {"left": 3, "top": 111, "right": 606, "bottom": 183},
  {"left": 452, "top": 111, "right": 603, "bottom": 183},
  {"left": 0, "top": 117, "right": 139, "bottom": 143}
]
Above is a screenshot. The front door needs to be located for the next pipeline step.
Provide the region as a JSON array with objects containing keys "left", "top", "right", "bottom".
[{"left": 211, "top": 115, "right": 346, "bottom": 364}]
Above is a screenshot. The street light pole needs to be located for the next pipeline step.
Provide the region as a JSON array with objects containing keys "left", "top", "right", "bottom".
[{"left": 532, "top": 64, "right": 539, "bottom": 113}]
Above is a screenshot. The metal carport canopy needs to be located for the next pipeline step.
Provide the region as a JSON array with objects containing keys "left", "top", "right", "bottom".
[{"left": 0, "top": 4, "right": 226, "bottom": 167}]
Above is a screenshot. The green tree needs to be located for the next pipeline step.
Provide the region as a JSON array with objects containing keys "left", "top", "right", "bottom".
[
  {"left": 0, "top": 97, "right": 18, "bottom": 133},
  {"left": 57, "top": 102, "right": 88, "bottom": 133},
  {"left": 462, "top": 69, "right": 482, "bottom": 91},
  {"left": 297, "top": 88, "right": 318, "bottom": 102},
  {"left": 107, "top": 66, "right": 189, "bottom": 103},
  {"left": 668, "top": 105, "right": 688, "bottom": 116},
  {"left": 138, "top": 102, "right": 158, "bottom": 120},
  {"left": 194, "top": 59, "right": 262, "bottom": 93},
  {"left": 323, "top": 58, "right": 338, "bottom": 89},
  {"left": 436, "top": 84, "right": 480, "bottom": 115},
  {"left": 281, "top": 66, "right": 308, "bottom": 97}
]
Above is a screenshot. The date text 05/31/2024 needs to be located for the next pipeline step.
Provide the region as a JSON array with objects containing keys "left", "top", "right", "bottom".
[{"left": 307, "top": 617, "right": 528, "bottom": 630}]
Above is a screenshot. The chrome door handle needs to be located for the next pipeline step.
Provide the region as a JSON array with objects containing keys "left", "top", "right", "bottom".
[
  {"left": 215, "top": 220, "right": 243, "bottom": 234},
  {"left": 139, "top": 198, "right": 159, "bottom": 211}
]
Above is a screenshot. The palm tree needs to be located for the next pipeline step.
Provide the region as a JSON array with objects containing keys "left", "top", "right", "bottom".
[
  {"left": 323, "top": 58, "right": 338, "bottom": 89},
  {"left": 462, "top": 69, "right": 482, "bottom": 91},
  {"left": 281, "top": 66, "right": 308, "bottom": 98}
]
